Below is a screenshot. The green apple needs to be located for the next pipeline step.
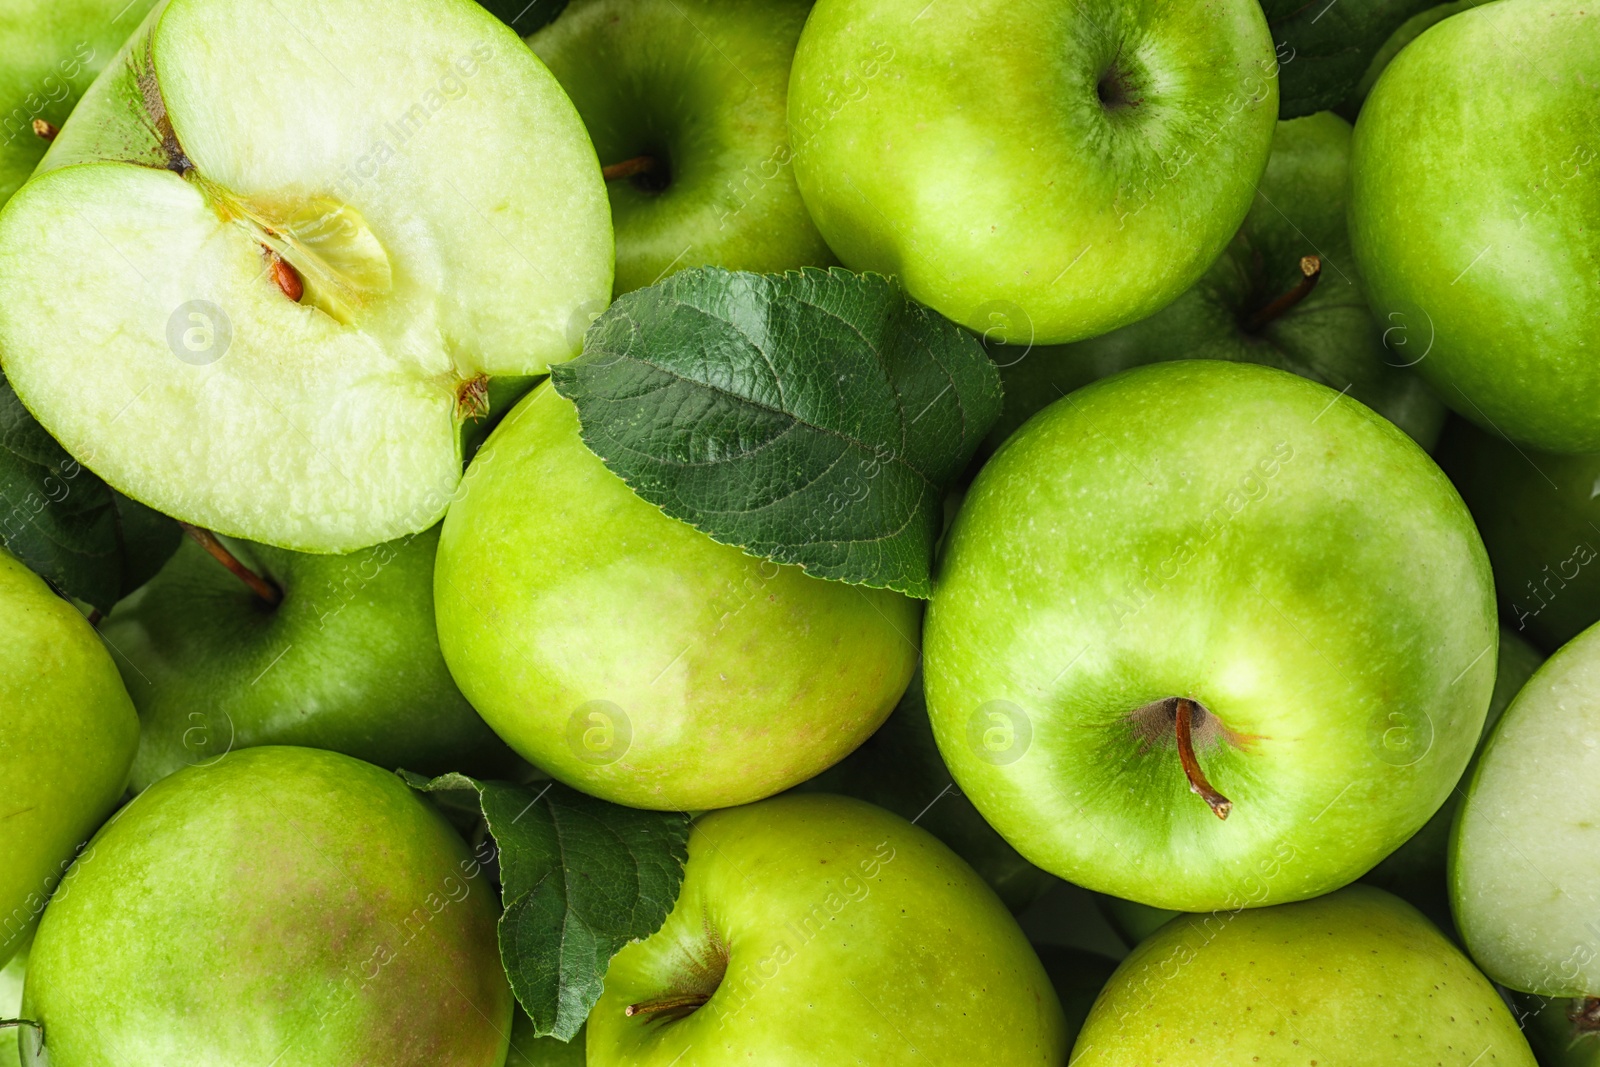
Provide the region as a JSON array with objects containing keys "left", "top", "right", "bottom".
[
  {"left": 925, "top": 360, "right": 1496, "bottom": 912},
  {"left": 793, "top": 670, "right": 1053, "bottom": 913},
  {"left": 1436, "top": 418, "right": 1600, "bottom": 652},
  {"left": 529, "top": 0, "right": 834, "bottom": 296},
  {"left": 1071, "top": 885, "right": 1536, "bottom": 1064},
  {"left": 587, "top": 793, "right": 1067, "bottom": 1064},
  {"left": 0, "top": 0, "right": 157, "bottom": 206},
  {"left": 434, "top": 383, "right": 919, "bottom": 810},
  {"left": 987, "top": 111, "right": 1444, "bottom": 453},
  {"left": 1453, "top": 620, "right": 1600, "bottom": 1002},
  {"left": 1512, "top": 993, "right": 1600, "bottom": 1066},
  {"left": 1343, "top": 0, "right": 1497, "bottom": 116},
  {"left": 506, "top": 1013, "right": 584, "bottom": 1067},
  {"left": 0, "top": 937, "right": 26, "bottom": 1067},
  {"left": 101, "top": 523, "right": 511, "bottom": 790},
  {"left": 1349, "top": 0, "right": 1600, "bottom": 452},
  {"left": 787, "top": 0, "right": 1278, "bottom": 345},
  {"left": 0, "top": 0, "right": 613, "bottom": 554},
  {"left": 19, "top": 746, "right": 510, "bottom": 1066},
  {"left": 1034, "top": 945, "right": 1117, "bottom": 1048},
  {"left": 0, "top": 550, "right": 138, "bottom": 968},
  {"left": 1359, "top": 625, "right": 1541, "bottom": 932}
]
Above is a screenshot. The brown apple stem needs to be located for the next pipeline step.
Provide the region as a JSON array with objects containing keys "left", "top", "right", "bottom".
[
  {"left": 1175, "top": 698, "right": 1232, "bottom": 820},
  {"left": 0, "top": 1019, "right": 39, "bottom": 1034},
  {"left": 179, "top": 523, "right": 283, "bottom": 606},
  {"left": 1245, "top": 255, "right": 1322, "bottom": 332},
  {"left": 625, "top": 993, "right": 711, "bottom": 1019},
  {"left": 1568, "top": 996, "right": 1600, "bottom": 1033},
  {"left": 85, "top": 608, "right": 103, "bottom": 628},
  {"left": 31, "top": 119, "right": 58, "bottom": 141},
  {"left": 601, "top": 155, "right": 657, "bottom": 182}
]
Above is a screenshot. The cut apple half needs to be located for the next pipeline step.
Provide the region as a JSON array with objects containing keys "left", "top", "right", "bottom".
[{"left": 0, "top": 0, "right": 613, "bottom": 552}]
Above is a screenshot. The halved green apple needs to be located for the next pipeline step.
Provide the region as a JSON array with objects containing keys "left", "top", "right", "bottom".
[{"left": 0, "top": 0, "right": 613, "bottom": 552}]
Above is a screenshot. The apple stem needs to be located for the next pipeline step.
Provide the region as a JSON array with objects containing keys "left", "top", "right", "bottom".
[
  {"left": 601, "top": 155, "right": 658, "bottom": 183},
  {"left": 1174, "top": 698, "right": 1232, "bottom": 820},
  {"left": 1569, "top": 996, "right": 1600, "bottom": 1033},
  {"left": 31, "top": 119, "right": 58, "bottom": 142},
  {"left": 625, "top": 992, "right": 711, "bottom": 1020},
  {"left": 0, "top": 1019, "right": 39, "bottom": 1035},
  {"left": 1245, "top": 255, "right": 1322, "bottom": 332},
  {"left": 85, "top": 608, "right": 103, "bottom": 627},
  {"left": 179, "top": 523, "right": 283, "bottom": 606}
]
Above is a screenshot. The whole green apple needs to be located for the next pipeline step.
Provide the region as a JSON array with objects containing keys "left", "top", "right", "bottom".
[
  {"left": 434, "top": 383, "right": 919, "bottom": 810},
  {"left": 926, "top": 360, "right": 1496, "bottom": 912},
  {"left": 987, "top": 111, "right": 1444, "bottom": 453},
  {"left": 1071, "top": 885, "right": 1535, "bottom": 1064},
  {"left": 0, "top": 549, "right": 138, "bottom": 967},
  {"left": 102, "top": 524, "right": 511, "bottom": 790},
  {"left": 1453, "top": 620, "right": 1600, "bottom": 1002},
  {"left": 529, "top": 0, "right": 834, "bottom": 296},
  {"left": 1349, "top": 0, "right": 1600, "bottom": 452},
  {"left": 0, "top": 0, "right": 613, "bottom": 553},
  {"left": 0, "top": 0, "right": 156, "bottom": 206},
  {"left": 793, "top": 670, "right": 1054, "bottom": 913},
  {"left": 1343, "top": 0, "right": 1497, "bottom": 116},
  {"left": 1359, "top": 624, "right": 1541, "bottom": 932},
  {"left": 1436, "top": 417, "right": 1600, "bottom": 652},
  {"left": 787, "top": 0, "right": 1279, "bottom": 344},
  {"left": 587, "top": 793, "right": 1067, "bottom": 1064},
  {"left": 19, "top": 746, "right": 510, "bottom": 1066}
]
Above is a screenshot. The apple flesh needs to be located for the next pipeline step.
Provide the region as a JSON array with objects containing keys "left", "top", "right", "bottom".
[
  {"left": 788, "top": 0, "right": 1278, "bottom": 344},
  {"left": 1071, "top": 885, "right": 1536, "bottom": 1064},
  {"left": 0, "top": 937, "right": 25, "bottom": 1067},
  {"left": 926, "top": 360, "right": 1496, "bottom": 911},
  {"left": 1349, "top": 0, "right": 1600, "bottom": 452},
  {"left": 0, "top": 0, "right": 157, "bottom": 206},
  {"left": 0, "top": 550, "right": 138, "bottom": 968},
  {"left": 434, "top": 383, "right": 919, "bottom": 810},
  {"left": 987, "top": 111, "right": 1444, "bottom": 453},
  {"left": 19, "top": 746, "right": 510, "bottom": 1066},
  {"left": 529, "top": 0, "right": 834, "bottom": 295},
  {"left": 0, "top": 0, "right": 613, "bottom": 553},
  {"left": 1453, "top": 620, "right": 1600, "bottom": 1000},
  {"left": 102, "top": 523, "right": 512, "bottom": 790},
  {"left": 587, "top": 793, "right": 1067, "bottom": 1064}
]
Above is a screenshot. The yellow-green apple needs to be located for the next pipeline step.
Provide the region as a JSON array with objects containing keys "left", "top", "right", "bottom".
[
  {"left": 926, "top": 360, "right": 1495, "bottom": 911},
  {"left": 586, "top": 793, "right": 1067, "bottom": 1064}
]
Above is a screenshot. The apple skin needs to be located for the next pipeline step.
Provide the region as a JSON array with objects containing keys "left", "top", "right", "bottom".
[
  {"left": 18, "top": 746, "right": 510, "bottom": 1066},
  {"left": 1436, "top": 417, "right": 1600, "bottom": 653},
  {"left": 101, "top": 523, "right": 512, "bottom": 790},
  {"left": 434, "top": 383, "right": 920, "bottom": 811},
  {"left": 1511, "top": 993, "right": 1600, "bottom": 1066},
  {"left": 986, "top": 111, "right": 1444, "bottom": 453},
  {"left": 1343, "top": 0, "right": 1497, "bottom": 117},
  {"left": 1452, "top": 620, "right": 1600, "bottom": 999},
  {"left": 0, "top": 0, "right": 157, "bottom": 206},
  {"left": 925, "top": 360, "right": 1496, "bottom": 912},
  {"left": 1071, "top": 885, "right": 1536, "bottom": 1065},
  {"left": 787, "top": 0, "right": 1279, "bottom": 345},
  {"left": 1359, "top": 624, "right": 1541, "bottom": 933},
  {"left": 587, "top": 793, "right": 1067, "bottom": 1065},
  {"left": 529, "top": 0, "right": 835, "bottom": 296},
  {"left": 505, "top": 1014, "right": 584, "bottom": 1067},
  {"left": 0, "top": 550, "right": 138, "bottom": 969},
  {"left": 1349, "top": 0, "right": 1600, "bottom": 452},
  {"left": 791, "top": 670, "right": 1054, "bottom": 913}
]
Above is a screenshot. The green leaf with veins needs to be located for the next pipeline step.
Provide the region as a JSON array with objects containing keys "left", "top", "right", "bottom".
[
  {"left": 401, "top": 772, "right": 690, "bottom": 1043},
  {"left": 0, "top": 374, "right": 180, "bottom": 610},
  {"left": 550, "top": 266, "right": 1002, "bottom": 598},
  {"left": 1262, "top": 0, "right": 1436, "bottom": 117}
]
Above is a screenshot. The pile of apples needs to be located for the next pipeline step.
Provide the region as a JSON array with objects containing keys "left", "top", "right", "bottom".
[{"left": 1, "top": 0, "right": 1597, "bottom": 1063}]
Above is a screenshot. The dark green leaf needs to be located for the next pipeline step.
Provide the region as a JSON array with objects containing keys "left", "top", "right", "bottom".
[
  {"left": 402, "top": 772, "right": 690, "bottom": 1042},
  {"left": 1263, "top": 0, "right": 1436, "bottom": 117},
  {"left": 478, "top": 0, "right": 570, "bottom": 35},
  {"left": 551, "top": 267, "right": 1002, "bottom": 598},
  {"left": 0, "top": 374, "right": 181, "bottom": 610}
]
